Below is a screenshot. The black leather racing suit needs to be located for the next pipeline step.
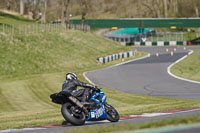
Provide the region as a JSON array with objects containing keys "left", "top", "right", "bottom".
[{"left": 62, "top": 79, "right": 93, "bottom": 102}]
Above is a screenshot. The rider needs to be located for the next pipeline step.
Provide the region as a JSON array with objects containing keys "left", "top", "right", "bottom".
[{"left": 62, "top": 72, "right": 95, "bottom": 105}]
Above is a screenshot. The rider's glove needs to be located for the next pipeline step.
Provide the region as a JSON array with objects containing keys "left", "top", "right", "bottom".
[
  {"left": 86, "top": 84, "right": 94, "bottom": 89},
  {"left": 94, "top": 86, "right": 101, "bottom": 92}
]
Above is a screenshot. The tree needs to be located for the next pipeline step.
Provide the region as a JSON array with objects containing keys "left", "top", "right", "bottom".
[
  {"left": 163, "top": 0, "right": 168, "bottom": 18},
  {"left": 61, "top": 0, "right": 71, "bottom": 27},
  {"left": 141, "top": 0, "right": 162, "bottom": 18},
  {"left": 42, "top": 0, "right": 48, "bottom": 22},
  {"left": 33, "top": 0, "right": 41, "bottom": 19},
  {"left": 80, "top": 0, "right": 98, "bottom": 25},
  {"left": 172, "top": 0, "right": 178, "bottom": 17},
  {"left": 20, "top": 0, "right": 24, "bottom": 15},
  {"left": 80, "top": 0, "right": 88, "bottom": 26},
  {"left": 192, "top": 0, "right": 200, "bottom": 17}
]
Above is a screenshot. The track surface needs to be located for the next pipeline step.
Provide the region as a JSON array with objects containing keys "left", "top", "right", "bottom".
[{"left": 86, "top": 46, "right": 200, "bottom": 100}]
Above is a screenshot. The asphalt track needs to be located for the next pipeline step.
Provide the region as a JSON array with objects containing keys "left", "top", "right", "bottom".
[{"left": 86, "top": 46, "right": 200, "bottom": 100}]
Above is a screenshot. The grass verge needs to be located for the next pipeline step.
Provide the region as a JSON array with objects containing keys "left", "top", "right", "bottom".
[
  {"left": 65, "top": 115, "right": 200, "bottom": 133},
  {"left": 170, "top": 49, "right": 200, "bottom": 82}
]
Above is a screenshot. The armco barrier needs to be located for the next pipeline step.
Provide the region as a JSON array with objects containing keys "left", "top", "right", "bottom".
[
  {"left": 97, "top": 50, "right": 137, "bottom": 63},
  {"left": 131, "top": 41, "right": 187, "bottom": 46}
]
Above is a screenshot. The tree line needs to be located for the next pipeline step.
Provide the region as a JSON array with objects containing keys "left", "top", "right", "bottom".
[{"left": 0, "top": 0, "right": 199, "bottom": 24}]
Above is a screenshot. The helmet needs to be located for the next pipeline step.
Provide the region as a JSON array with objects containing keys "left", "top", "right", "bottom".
[{"left": 66, "top": 72, "right": 77, "bottom": 80}]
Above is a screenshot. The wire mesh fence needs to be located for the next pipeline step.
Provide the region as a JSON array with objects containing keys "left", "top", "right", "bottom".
[
  {"left": 0, "top": 23, "right": 90, "bottom": 40},
  {"left": 105, "top": 31, "right": 199, "bottom": 43},
  {"left": 146, "top": 32, "right": 184, "bottom": 42}
]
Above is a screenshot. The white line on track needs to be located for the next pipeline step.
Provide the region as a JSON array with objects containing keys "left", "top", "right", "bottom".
[
  {"left": 0, "top": 128, "right": 45, "bottom": 133},
  {"left": 129, "top": 113, "right": 172, "bottom": 117},
  {"left": 83, "top": 72, "right": 96, "bottom": 85},
  {"left": 167, "top": 50, "right": 200, "bottom": 84},
  {"left": 129, "top": 108, "right": 200, "bottom": 118}
]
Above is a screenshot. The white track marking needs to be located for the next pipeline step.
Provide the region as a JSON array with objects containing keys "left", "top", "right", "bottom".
[
  {"left": 171, "top": 108, "right": 200, "bottom": 114},
  {"left": 83, "top": 72, "right": 96, "bottom": 85},
  {"left": 129, "top": 113, "right": 172, "bottom": 117},
  {"left": 167, "top": 50, "right": 200, "bottom": 84},
  {"left": 129, "top": 108, "right": 200, "bottom": 118},
  {"left": 0, "top": 128, "right": 45, "bottom": 133}
]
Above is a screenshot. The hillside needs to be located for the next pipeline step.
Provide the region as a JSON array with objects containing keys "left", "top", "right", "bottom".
[{"left": 0, "top": 12, "right": 132, "bottom": 129}]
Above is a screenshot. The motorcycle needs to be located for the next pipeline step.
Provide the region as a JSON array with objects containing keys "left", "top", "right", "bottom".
[{"left": 50, "top": 87, "right": 119, "bottom": 125}]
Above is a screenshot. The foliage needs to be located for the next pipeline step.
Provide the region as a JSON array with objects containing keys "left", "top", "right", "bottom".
[{"left": 0, "top": 0, "right": 200, "bottom": 22}]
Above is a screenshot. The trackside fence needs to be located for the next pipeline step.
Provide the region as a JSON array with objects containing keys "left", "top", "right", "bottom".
[
  {"left": 105, "top": 31, "right": 200, "bottom": 46},
  {"left": 0, "top": 23, "right": 90, "bottom": 40}
]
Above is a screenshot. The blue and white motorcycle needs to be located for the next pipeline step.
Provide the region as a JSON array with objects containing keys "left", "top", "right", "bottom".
[{"left": 50, "top": 87, "right": 119, "bottom": 125}]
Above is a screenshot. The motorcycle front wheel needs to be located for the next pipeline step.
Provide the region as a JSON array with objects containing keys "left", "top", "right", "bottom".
[
  {"left": 61, "top": 103, "right": 85, "bottom": 125},
  {"left": 105, "top": 103, "right": 120, "bottom": 122}
]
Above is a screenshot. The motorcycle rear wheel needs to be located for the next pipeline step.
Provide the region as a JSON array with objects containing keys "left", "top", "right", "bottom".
[
  {"left": 61, "top": 103, "right": 85, "bottom": 125},
  {"left": 105, "top": 103, "right": 119, "bottom": 122}
]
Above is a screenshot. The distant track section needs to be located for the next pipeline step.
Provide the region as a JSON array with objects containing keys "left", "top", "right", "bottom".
[{"left": 85, "top": 46, "right": 200, "bottom": 100}]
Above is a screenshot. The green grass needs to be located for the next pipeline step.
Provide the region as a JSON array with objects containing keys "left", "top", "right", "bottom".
[
  {"left": 65, "top": 115, "right": 200, "bottom": 133},
  {"left": 0, "top": 11, "right": 35, "bottom": 24},
  {"left": 171, "top": 50, "right": 200, "bottom": 82},
  {"left": 0, "top": 12, "right": 200, "bottom": 130}
]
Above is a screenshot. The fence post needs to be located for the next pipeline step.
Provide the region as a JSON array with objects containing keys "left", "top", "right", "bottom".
[
  {"left": 181, "top": 32, "right": 183, "bottom": 41},
  {"left": 11, "top": 25, "right": 14, "bottom": 40},
  {"left": 54, "top": 23, "right": 57, "bottom": 32},
  {"left": 32, "top": 24, "right": 34, "bottom": 34},
  {"left": 24, "top": 25, "right": 26, "bottom": 35},
  {"left": 56, "top": 23, "right": 58, "bottom": 33},
  {"left": 164, "top": 32, "right": 166, "bottom": 42},
  {"left": 37, "top": 23, "right": 39, "bottom": 33},
  {"left": 49, "top": 23, "right": 50, "bottom": 33},
  {"left": 27, "top": 25, "right": 29, "bottom": 34},
  {"left": 3, "top": 24, "right": 5, "bottom": 33},
  {"left": 19, "top": 25, "right": 21, "bottom": 35},
  {"left": 156, "top": 33, "right": 158, "bottom": 42}
]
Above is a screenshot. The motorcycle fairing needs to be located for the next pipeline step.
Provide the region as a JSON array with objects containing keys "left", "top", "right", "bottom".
[
  {"left": 86, "top": 90, "right": 107, "bottom": 121},
  {"left": 86, "top": 105, "right": 107, "bottom": 121}
]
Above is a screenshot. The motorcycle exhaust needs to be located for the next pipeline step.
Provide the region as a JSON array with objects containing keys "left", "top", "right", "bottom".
[{"left": 68, "top": 96, "right": 89, "bottom": 114}]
